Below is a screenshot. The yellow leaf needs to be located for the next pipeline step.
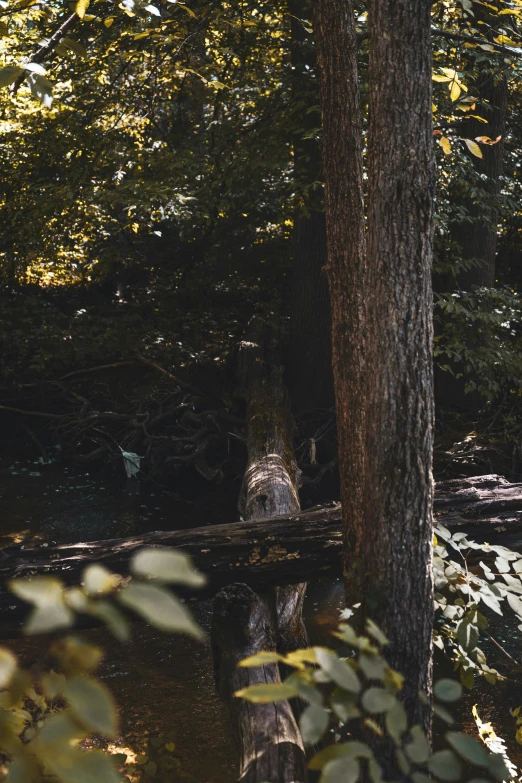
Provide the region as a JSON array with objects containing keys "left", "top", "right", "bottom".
[
  {"left": 104, "top": 17, "right": 114, "bottom": 26},
  {"left": 75, "top": 0, "right": 89, "bottom": 18},
  {"left": 439, "top": 136, "right": 451, "bottom": 155},
  {"left": 177, "top": 3, "right": 196, "bottom": 17},
  {"left": 450, "top": 81, "right": 461, "bottom": 102},
  {"left": 494, "top": 35, "right": 517, "bottom": 46},
  {"left": 432, "top": 74, "right": 452, "bottom": 82},
  {"left": 465, "top": 139, "right": 483, "bottom": 158}
]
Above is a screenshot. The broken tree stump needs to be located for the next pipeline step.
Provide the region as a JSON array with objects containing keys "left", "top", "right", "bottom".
[{"left": 211, "top": 316, "right": 307, "bottom": 782}]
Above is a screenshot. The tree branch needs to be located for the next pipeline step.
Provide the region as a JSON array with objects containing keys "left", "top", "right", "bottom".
[{"left": 12, "top": 12, "right": 79, "bottom": 94}]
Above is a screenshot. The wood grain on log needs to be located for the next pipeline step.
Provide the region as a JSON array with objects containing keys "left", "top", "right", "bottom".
[{"left": 212, "top": 316, "right": 307, "bottom": 782}]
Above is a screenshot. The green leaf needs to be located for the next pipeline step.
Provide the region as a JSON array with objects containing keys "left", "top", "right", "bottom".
[
  {"left": 284, "top": 673, "right": 323, "bottom": 706},
  {"left": 460, "top": 667, "right": 475, "bottom": 690},
  {"left": 299, "top": 704, "right": 329, "bottom": 745},
  {"left": 434, "top": 679, "right": 463, "bottom": 703},
  {"left": 0, "top": 65, "right": 24, "bottom": 87},
  {"left": 331, "top": 688, "right": 360, "bottom": 722},
  {"left": 309, "top": 741, "right": 372, "bottom": 771},
  {"left": 315, "top": 648, "right": 360, "bottom": 693},
  {"left": 359, "top": 653, "right": 387, "bottom": 680},
  {"left": 428, "top": 749, "right": 463, "bottom": 781},
  {"left": 321, "top": 758, "right": 359, "bottom": 783},
  {"left": 118, "top": 582, "right": 204, "bottom": 638},
  {"left": 131, "top": 547, "right": 206, "bottom": 587},
  {"left": 234, "top": 683, "right": 297, "bottom": 704},
  {"left": 361, "top": 687, "right": 396, "bottom": 714},
  {"left": 385, "top": 699, "right": 407, "bottom": 743},
  {"left": 75, "top": 0, "right": 89, "bottom": 18},
  {"left": 60, "top": 37, "right": 88, "bottom": 58},
  {"left": 488, "top": 753, "right": 510, "bottom": 781},
  {"left": 406, "top": 725, "right": 430, "bottom": 764},
  {"left": 45, "top": 748, "right": 120, "bottom": 783},
  {"left": 239, "top": 651, "right": 284, "bottom": 667},
  {"left": 65, "top": 677, "right": 118, "bottom": 736},
  {"left": 89, "top": 600, "right": 130, "bottom": 642},
  {"left": 434, "top": 704, "right": 455, "bottom": 725},
  {"left": 446, "top": 732, "right": 490, "bottom": 766},
  {"left": 457, "top": 620, "right": 478, "bottom": 651}
]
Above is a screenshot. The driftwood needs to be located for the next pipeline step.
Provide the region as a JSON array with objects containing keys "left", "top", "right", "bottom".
[
  {"left": 212, "top": 317, "right": 307, "bottom": 783},
  {"left": 0, "top": 474, "right": 521, "bottom": 627}
]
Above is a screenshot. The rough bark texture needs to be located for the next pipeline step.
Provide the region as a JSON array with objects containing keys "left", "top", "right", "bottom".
[
  {"left": 287, "top": 0, "right": 333, "bottom": 415},
  {"left": 364, "top": 0, "right": 436, "bottom": 728},
  {"left": 0, "top": 476, "right": 521, "bottom": 627},
  {"left": 315, "top": 0, "right": 435, "bottom": 732},
  {"left": 213, "top": 317, "right": 307, "bottom": 783},
  {"left": 212, "top": 584, "right": 306, "bottom": 783}
]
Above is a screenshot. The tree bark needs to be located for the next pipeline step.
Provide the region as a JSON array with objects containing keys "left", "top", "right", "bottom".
[
  {"left": 212, "top": 317, "right": 307, "bottom": 783},
  {"left": 315, "top": 0, "right": 435, "bottom": 734},
  {"left": 212, "top": 584, "right": 306, "bottom": 783}
]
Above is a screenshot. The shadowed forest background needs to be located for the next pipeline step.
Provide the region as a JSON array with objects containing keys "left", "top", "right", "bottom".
[{"left": 2, "top": 1, "right": 522, "bottom": 782}]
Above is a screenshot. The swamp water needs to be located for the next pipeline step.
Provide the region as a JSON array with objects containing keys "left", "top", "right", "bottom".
[{"left": 0, "top": 452, "right": 345, "bottom": 781}]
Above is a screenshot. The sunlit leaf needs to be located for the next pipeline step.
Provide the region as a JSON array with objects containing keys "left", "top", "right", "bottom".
[
  {"left": 0, "top": 648, "right": 17, "bottom": 688},
  {"left": 75, "top": 0, "right": 89, "bottom": 18},
  {"left": 239, "top": 651, "right": 284, "bottom": 667},
  {"left": 234, "top": 682, "right": 297, "bottom": 703},
  {"left": 440, "top": 137, "right": 451, "bottom": 155},
  {"left": 464, "top": 139, "right": 483, "bottom": 159},
  {"left": 83, "top": 564, "right": 120, "bottom": 596},
  {"left": 131, "top": 547, "right": 206, "bottom": 587}
]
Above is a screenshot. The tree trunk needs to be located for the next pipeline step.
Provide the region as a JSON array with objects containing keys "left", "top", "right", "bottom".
[
  {"left": 287, "top": 0, "right": 333, "bottom": 416},
  {"left": 212, "top": 316, "right": 307, "bottom": 783},
  {"left": 315, "top": 0, "right": 435, "bottom": 734},
  {"left": 212, "top": 584, "right": 306, "bottom": 783}
]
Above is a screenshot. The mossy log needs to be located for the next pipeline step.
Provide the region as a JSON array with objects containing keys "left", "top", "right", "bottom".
[{"left": 211, "top": 317, "right": 307, "bottom": 783}]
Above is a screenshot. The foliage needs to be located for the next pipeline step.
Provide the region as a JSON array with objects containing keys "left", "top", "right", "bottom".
[
  {"left": 236, "top": 616, "right": 510, "bottom": 783},
  {"left": 234, "top": 519, "right": 522, "bottom": 781},
  {"left": 434, "top": 287, "right": 522, "bottom": 399},
  {"left": 0, "top": 547, "right": 205, "bottom": 782}
]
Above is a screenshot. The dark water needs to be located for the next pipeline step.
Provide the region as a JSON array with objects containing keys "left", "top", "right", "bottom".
[{"left": 0, "top": 453, "right": 345, "bottom": 781}]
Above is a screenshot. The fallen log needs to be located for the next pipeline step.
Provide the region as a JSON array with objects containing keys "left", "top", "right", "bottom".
[
  {"left": 212, "top": 316, "right": 307, "bottom": 782},
  {"left": 0, "top": 474, "right": 521, "bottom": 627}
]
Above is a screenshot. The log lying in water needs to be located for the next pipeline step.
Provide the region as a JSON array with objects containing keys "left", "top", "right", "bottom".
[
  {"left": 0, "top": 474, "right": 521, "bottom": 626},
  {"left": 211, "top": 316, "right": 307, "bottom": 782}
]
